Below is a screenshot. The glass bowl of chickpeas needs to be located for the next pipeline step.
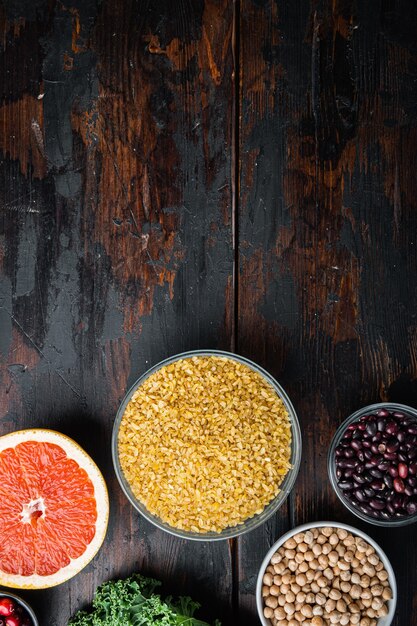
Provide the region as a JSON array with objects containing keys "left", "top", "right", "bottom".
[{"left": 256, "top": 521, "right": 397, "bottom": 626}]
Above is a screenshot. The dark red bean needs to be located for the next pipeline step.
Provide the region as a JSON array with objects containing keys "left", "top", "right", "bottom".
[
  {"left": 397, "top": 431, "right": 407, "bottom": 443},
  {"left": 351, "top": 440, "right": 362, "bottom": 451},
  {"left": 348, "top": 423, "right": 358, "bottom": 430},
  {"left": 408, "top": 425, "right": 417, "bottom": 435},
  {"left": 338, "top": 480, "right": 354, "bottom": 490},
  {"left": 387, "top": 503, "right": 395, "bottom": 515},
  {"left": 359, "top": 503, "right": 373, "bottom": 515},
  {"left": 344, "top": 468, "right": 355, "bottom": 478},
  {"left": 377, "top": 409, "right": 390, "bottom": 417},
  {"left": 408, "top": 477, "right": 417, "bottom": 487},
  {"left": 369, "top": 468, "right": 383, "bottom": 479},
  {"left": 378, "top": 460, "right": 390, "bottom": 471},
  {"left": 344, "top": 448, "right": 355, "bottom": 458},
  {"left": 362, "top": 440, "right": 371, "bottom": 449},
  {"left": 369, "top": 498, "right": 385, "bottom": 510},
  {"left": 394, "top": 477, "right": 405, "bottom": 493},
  {"left": 366, "top": 421, "right": 377, "bottom": 437},
  {"left": 370, "top": 480, "right": 384, "bottom": 491},
  {"left": 363, "top": 449, "right": 373, "bottom": 460},
  {"left": 386, "top": 421, "right": 399, "bottom": 435},
  {"left": 406, "top": 500, "right": 417, "bottom": 515},
  {"left": 408, "top": 463, "right": 417, "bottom": 475},
  {"left": 337, "top": 459, "right": 357, "bottom": 469},
  {"left": 384, "top": 452, "right": 397, "bottom": 461},
  {"left": 398, "top": 452, "right": 407, "bottom": 463},
  {"left": 386, "top": 440, "right": 399, "bottom": 453},
  {"left": 356, "top": 464, "right": 365, "bottom": 474},
  {"left": 389, "top": 465, "right": 399, "bottom": 477},
  {"left": 404, "top": 486, "right": 414, "bottom": 497},
  {"left": 398, "top": 463, "right": 408, "bottom": 479},
  {"left": 384, "top": 475, "right": 394, "bottom": 489},
  {"left": 336, "top": 468, "right": 342, "bottom": 479},
  {"left": 358, "top": 423, "right": 367, "bottom": 431},
  {"left": 370, "top": 444, "right": 380, "bottom": 454},
  {"left": 353, "top": 474, "right": 366, "bottom": 485},
  {"left": 354, "top": 489, "right": 366, "bottom": 502},
  {"left": 380, "top": 510, "right": 391, "bottom": 520},
  {"left": 392, "top": 494, "right": 403, "bottom": 509},
  {"left": 377, "top": 417, "right": 387, "bottom": 431},
  {"left": 393, "top": 411, "right": 405, "bottom": 418}
]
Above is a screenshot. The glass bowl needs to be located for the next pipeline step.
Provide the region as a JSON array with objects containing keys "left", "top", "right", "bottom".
[
  {"left": 328, "top": 402, "right": 417, "bottom": 527},
  {"left": 112, "top": 349, "right": 302, "bottom": 541},
  {"left": 256, "top": 521, "right": 397, "bottom": 626},
  {"left": 0, "top": 590, "right": 39, "bottom": 626}
]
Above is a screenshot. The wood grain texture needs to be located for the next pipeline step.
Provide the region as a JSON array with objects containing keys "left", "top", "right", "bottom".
[
  {"left": 1, "top": 0, "right": 417, "bottom": 625},
  {"left": 238, "top": 1, "right": 417, "bottom": 625},
  {"left": 0, "top": 0, "right": 234, "bottom": 623}
]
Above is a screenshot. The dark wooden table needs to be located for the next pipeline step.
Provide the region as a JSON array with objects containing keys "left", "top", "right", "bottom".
[{"left": 1, "top": 1, "right": 417, "bottom": 624}]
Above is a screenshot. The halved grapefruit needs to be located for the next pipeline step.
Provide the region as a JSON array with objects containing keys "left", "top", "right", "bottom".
[{"left": 0, "top": 429, "right": 109, "bottom": 589}]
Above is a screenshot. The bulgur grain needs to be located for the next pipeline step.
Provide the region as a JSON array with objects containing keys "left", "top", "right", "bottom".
[{"left": 118, "top": 356, "right": 292, "bottom": 533}]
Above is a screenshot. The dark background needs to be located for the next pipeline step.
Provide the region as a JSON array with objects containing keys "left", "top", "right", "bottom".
[{"left": 1, "top": 0, "right": 417, "bottom": 624}]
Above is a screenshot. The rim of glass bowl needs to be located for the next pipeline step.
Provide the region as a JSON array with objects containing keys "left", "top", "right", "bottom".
[
  {"left": 256, "top": 521, "right": 397, "bottom": 626},
  {"left": 328, "top": 402, "right": 417, "bottom": 527},
  {"left": 112, "top": 349, "right": 302, "bottom": 541},
  {"left": 0, "top": 590, "right": 39, "bottom": 626}
]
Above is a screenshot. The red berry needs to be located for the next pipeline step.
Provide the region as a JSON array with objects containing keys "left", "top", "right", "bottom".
[
  {"left": 0, "top": 599, "right": 15, "bottom": 617},
  {"left": 6, "top": 616, "right": 21, "bottom": 626}
]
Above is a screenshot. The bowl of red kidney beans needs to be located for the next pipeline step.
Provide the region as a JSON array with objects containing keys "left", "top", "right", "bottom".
[{"left": 328, "top": 403, "right": 417, "bottom": 526}]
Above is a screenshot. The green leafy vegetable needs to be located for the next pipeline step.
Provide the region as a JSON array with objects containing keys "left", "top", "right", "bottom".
[{"left": 68, "top": 574, "right": 221, "bottom": 626}]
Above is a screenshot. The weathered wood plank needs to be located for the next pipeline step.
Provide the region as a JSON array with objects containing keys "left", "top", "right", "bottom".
[
  {"left": 0, "top": 0, "right": 234, "bottom": 623},
  {"left": 238, "top": 1, "right": 417, "bottom": 625}
]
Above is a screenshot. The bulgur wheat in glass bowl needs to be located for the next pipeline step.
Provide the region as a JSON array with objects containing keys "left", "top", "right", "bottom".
[{"left": 112, "top": 350, "right": 302, "bottom": 540}]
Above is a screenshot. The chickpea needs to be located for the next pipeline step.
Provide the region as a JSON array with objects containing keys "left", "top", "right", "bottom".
[
  {"left": 371, "top": 597, "right": 383, "bottom": 611},
  {"left": 306, "top": 592, "right": 315, "bottom": 603},
  {"left": 315, "top": 592, "right": 326, "bottom": 606},
  {"left": 298, "top": 542, "right": 308, "bottom": 553},
  {"left": 337, "top": 599, "right": 347, "bottom": 612},
  {"left": 270, "top": 585, "right": 280, "bottom": 596},
  {"left": 288, "top": 560, "right": 298, "bottom": 572},
  {"left": 304, "top": 550, "right": 315, "bottom": 562},
  {"left": 285, "top": 549, "right": 296, "bottom": 560},
  {"left": 350, "top": 602, "right": 361, "bottom": 613},
  {"left": 382, "top": 586, "right": 392, "bottom": 600},
  {"left": 322, "top": 543, "right": 332, "bottom": 555},
  {"left": 329, "top": 589, "right": 341, "bottom": 600},
  {"left": 274, "top": 607, "right": 286, "bottom": 620},
  {"left": 317, "top": 534, "right": 327, "bottom": 545},
  {"left": 295, "top": 573, "right": 306, "bottom": 587},
  {"left": 322, "top": 527, "right": 333, "bottom": 537},
  {"left": 329, "top": 533, "right": 339, "bottom": 546},
  {"left": 284, "top": 602, "right": 295, "bottom": 616},
  {"left": 285, "top": 591, "right": 295, "bottom": 603},
  {"left": 362, "top": 563, "right": 376, "bottom": 577},
  {"left": 324, "top": 599, "right": 336, "bottom": 613},
  {"left": 284, "top": 538, "right": 297, "bottom": 550},
  {"left": 263, "top": 606, "right": 274, "bottom": 619},
  {"left": 290, "top": 583, "right": 300, "bottom": 594},
  {"left": 262, "top": 585, "right": 269, "bottom": 597},
  {"left": 311, "top": 618, "right": 324, "bottom": 626},
  {"left": 359, "top": 619, "right": 371, "bottom": 626},
  {"left": 263, "top": 572, "right": 273, "bottom": 585},
  {"left": 377, "top": 603, "right": 389, "bottom": 617},
  {"left": 288, "top": 620, "right": 298, "bottom": 626},
  {"left": 339, "top": 615, "right": 350, "bottom": 626},
  {"left": 265, "top": 596, "right": 278, "bottom": 609},
  {"left": 300, "top": 605, "right": 313, "bottom": 618},
  {"left": 298, "top": 561, "right": 309, "bottom": 573},
  {"left": 360, "top": 574, "right": 370, "bottom": 588},
  {"left": 304, "top": 531, "right": 314, "bottom": 545},
  {"left": 310, "top": 558, "right": 320, "bottom": 571},
  {"left": 271, "top": 553, "right": 282, "bottom": 564},
  {"left": 329, "top": 612, "right": 341, "bottom": 624},
  {"left": 293, "top": 532, "right": 304, "bottom": 543},
  {"left": 312, "top": 604, "right": 323, "bottom": 615}
]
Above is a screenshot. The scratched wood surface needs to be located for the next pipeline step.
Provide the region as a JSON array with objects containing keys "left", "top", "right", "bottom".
[{"left": 1, "top": 0, "right": 417, "bottom": 625}]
